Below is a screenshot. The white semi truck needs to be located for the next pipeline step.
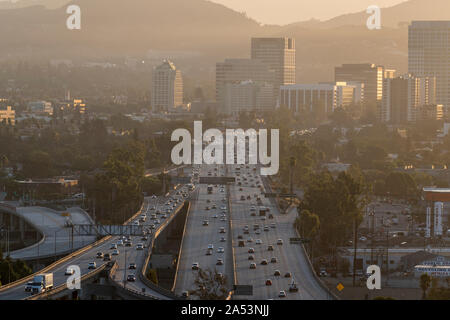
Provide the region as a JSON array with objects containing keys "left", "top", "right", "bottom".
[{"left": 30, "top": 273, "right": 54, "bottom": 294}]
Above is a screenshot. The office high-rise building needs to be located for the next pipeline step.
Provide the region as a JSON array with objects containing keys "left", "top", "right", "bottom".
[
  {"left": 335, "top": 63, "right": 385, "bottom": 106},
  {"left": 279, "top": 82, "right": 363, "bottom": 116},
  {"left": 216, "top": 59, "right": 275, "bottom": 113},
  {"left": 251, "top": 37, "right": 296, "bottom": 91},
  {"left": 381, "top": 74, "right": 436, "bottom": 124},
  {"left": 223, "top": 80, "right": 274, "bottom": 115},
  {"left": 409, "top": 21, "right": 450, "bottom": 111},
  {"left": 151, "top": 60, "right": 183, "bottom": 112}
]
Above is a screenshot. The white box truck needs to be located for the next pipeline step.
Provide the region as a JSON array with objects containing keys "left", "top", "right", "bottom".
[{"left": 31, "top": 273, "right": 53, "bottom": 294}]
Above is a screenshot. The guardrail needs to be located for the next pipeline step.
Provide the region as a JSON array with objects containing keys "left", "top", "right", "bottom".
[
  {"left": 24, "top": 263, "right": 108, "bottom": 300},
  {"left": 108, "top": 261, "right": 159, "bottom": 300},
  {"left": 171, "top": 198, "right": 193, "bottom": 292},
  {"left": 0, "top": 201, "right": 146, "bottom": 296},
  {"left": 139, "top": 201, "right": 189, "bottom": 300},
  {"left": 227, "top": 183, "right": 238, "bottom": 294}
]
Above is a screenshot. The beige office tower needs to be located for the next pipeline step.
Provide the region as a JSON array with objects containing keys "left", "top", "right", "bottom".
[
  {"left": 251, "top": 38, "right": 296, "bottom": 91},
  {"left": 216, "top": 59, "right": 275, "bottom": 114},
  {"left": 152, "top": 60, "right": 183, "bottom": 112},
  {"left": 223, "top": 80, "right": 275, "bottom": 115},
  {"left": 381, "top": 74, "right": 437, "bottom": 124},
  {"left": 409, "top": 21, "right": 450, "bottom": 113},
  {"left": 335, "top": 63, "right": 384, "bottom": 106}
]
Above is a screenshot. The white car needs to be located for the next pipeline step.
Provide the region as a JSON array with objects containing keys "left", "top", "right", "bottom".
[
  {"left": 208, "top": 244, "right": 214, "bottom": 250},
  {"left": 256, "top": 239, "right": 262, "bottom": 245},
  {"left": 65, "top": 267, "right": 75, "bottom": 275},
  {"left": 217, "top": 247, "right": 225, "bottom": 253},
  {"left": 117, "top": 240, "right": 123, "bottom": 246},
  {"left": 136, "top": 243, "right": 144, "bottom": 250},
  {"left": 112, "top": 249, "right": 120, "bottom": 255},
  {"left": 88, "top": 262, "right": 97, "bottom": 269}
]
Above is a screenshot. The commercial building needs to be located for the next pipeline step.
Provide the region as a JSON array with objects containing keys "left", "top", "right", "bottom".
[
  {"left": 335, "top": 63, "right": 385, "bottom": 106},
  {"left": 381, "top": 74, "right": 437, "bottom": 123},
  {"left": 223, "top": 80, "right": 275, "bottom": 115},
  {"left": 251, "top": 37, "right": 296, "bottom": 91},
  {"left": 216, "top": 59, "right": 275, "bottom": 114},
  {"left": 279, "top": 82, "right": 364, "bottom": 115},
  {"left": 0, "top": 106, "right": 15, "bottom": 125},
  {"left": 409, "top": 21, "right": 450, "bottom": 111},
  {"left": 151, "top": 60, "right": 183, "bottom": 112},
  {"left": 28, "top": 101, "right": 53, "bottom": 115}
]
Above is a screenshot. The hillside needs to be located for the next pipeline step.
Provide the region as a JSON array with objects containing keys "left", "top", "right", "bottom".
[{"left": 0, "top": 0, "right": 446, "bottom": 82}]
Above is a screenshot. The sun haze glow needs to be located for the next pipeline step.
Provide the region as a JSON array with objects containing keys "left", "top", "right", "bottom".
[{"left": 210, "top": 0, "right": 407, "bottom": 25}]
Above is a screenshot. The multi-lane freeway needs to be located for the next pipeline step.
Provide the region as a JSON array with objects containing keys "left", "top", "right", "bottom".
[
  {"left": 174, "top": 164, "right": 233, "bottom": 297},
  {"left": 230, "top": 164, "right": 331, "bottom": 300},
  {"left": 174, "top": 162, "right": 332, "bottom": 300},
  {"left": 0, "top": 187, "right": 190, "bottom": 300}
]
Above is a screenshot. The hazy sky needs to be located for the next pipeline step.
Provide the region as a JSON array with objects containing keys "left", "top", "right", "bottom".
[{"left": 211, "top": 0, "right": 407, "bottom": 25}]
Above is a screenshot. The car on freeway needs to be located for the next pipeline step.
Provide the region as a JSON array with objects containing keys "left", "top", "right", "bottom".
[
  {"left": 261, "top": 259, "right": 268, "bottom": 265},
  {"left": 112, "top": 249, "right": 120, "bottom": 256},
  {"left": 217, "top": 247, "right": 224, "bottom": 253},
  {"left": 277, "top": 239, "right": 284, "bottom": 245},
  {"left": 208, "top": 244, "right": 214, "bottom": 250},
  {"left": 192, "top": 263, "right": 200, "bottom": 270},
  {"left": 96, "top": 252, "right": 104, "bottom": 259},
  {"left": 117, "top": 240, "right": 123, "bottom": 246},
  {"left": 268, "top": 245, "right": 274, "bottom": 251},
  {"left": 219, "top": 227, "right": 226, "bottom": 234},
  {"left": 264, "top": 226, "right": 269, "bottom": 232},
  {"left": 256, "top": 239, "right": 262, "bottom": 245},
  {"left": 181, "top": 291, "right": 189, "bottom": 298},
  {"left": 274, "top": 270, "right": 281, "bottom": 276},
  {"left": 284, "top": 272, "right": 292, "bottom": 278},
  {"left": 203, "top": 220, "right": 209, "bottom": 226},
  {"left": 88, "top": 262, "right": 97, "bottom": 269},
  {"left": 248, "top": 255, "right": 255, "bottom": 260},
  {"left": 25, "top": 281, "right": 33, "bottom": 292},
  {"left": 206, "top": 248, "right": 213, "bottom": 256},
  {"left": 127, "top": 274, "right": 136, "bottom": 282},
  {"left": 271, "top": 257, "right": 278, "bottom": 263},
  {"left": 65, "top": 267, "right": 75, "bottom": 275},
  {"left": 271, "top": 223, "right": 276, "bottom": 228},
  {"left": 250, "top": 263, "right": 257, "bottom": 269},
  {"left": 220, "top": 237, "right": 226, "bottom": 242},
  {"left": 248, "top": 248, "right": 255, "bottom": 253},
  {"left": 103, "top": 253, "right": 111, "bottom": 261},
  {"left": 129, "top": 263, "right": 137, "bottom": 270},
  {"left": 278, "top": 291, "right": 287, "bottom": 298},
  {"left": 136, "top": 243, "right": 144, "bottom": 250},
  {"left": 216, "top": 259, "right": 224, "bottom": 266},
  {"left": 265, "top": 279, "right": 272, "bottom": 286}
]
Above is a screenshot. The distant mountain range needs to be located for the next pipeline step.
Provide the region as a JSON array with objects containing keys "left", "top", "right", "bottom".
[{"left": 0, "top": 0, "right": 449, "bottom": 82}]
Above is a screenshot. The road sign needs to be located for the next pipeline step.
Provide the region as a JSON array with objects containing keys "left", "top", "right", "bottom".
[
  {"left": 233, "top": 285, "right": 253, "bottom": 296},
  {"left": 290, "top": 238, "right": 310, "bottom": 244},
  {"left": 279, "top": 194, "right": 297, "bottom": 198},
  {"left": 199, "top": 177, "right": 235, "bottom": 184}
]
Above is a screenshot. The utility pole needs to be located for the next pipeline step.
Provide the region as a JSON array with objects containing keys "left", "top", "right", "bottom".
[
  {"left": 386, "top": 226, "right": 389, "bottom": 286},
  {"left": 289, "top": 157, "right": 296, "bottom": 206},
  {"left": 352, "top": 217, "right": 358, "bottom": 287}
]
